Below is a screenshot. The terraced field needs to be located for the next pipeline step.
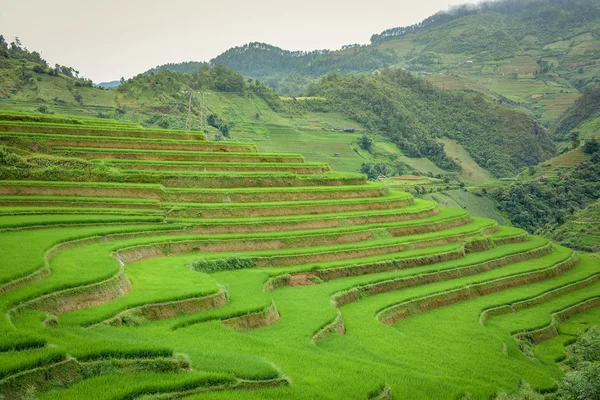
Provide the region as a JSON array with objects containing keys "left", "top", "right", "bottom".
[{"left": 0, "top": 115, "right": 598, "bottom": 399}]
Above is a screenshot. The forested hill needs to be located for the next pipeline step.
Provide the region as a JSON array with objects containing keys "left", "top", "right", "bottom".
[
  {"left": 145, "top": 43, "right": 398, "bottom": 95},
  {"left": 141, "top": 0, "right": 600, "bottom": 120},
  {"left": 306, "top": 69, "right": 555, "bottom": 177},
  {"left": 553, "top": 85, "right": 600, "bottom": 141},
  {"left": 208, "top": 43, "right": 397, "bottom": 94},
  {"left": 370, "top": 0, "right": 600, "bottom": 45},
  {"left": 0, "top": 30, "right": 556, "bottom": 179},
  {"left": 0, "top": 35, "right": 93, "bottom": 98}
]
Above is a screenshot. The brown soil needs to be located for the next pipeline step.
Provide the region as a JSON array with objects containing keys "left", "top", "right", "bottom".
[
  {"left": 318, "top": 248, "right": 466, "bottom": 282},
  {"left": 0, "top": 200, "right": 160, "bottom": 210},
  {"left": 107, "top": 289, "right": 228, "bottom": 326},
  {"left": 14, "top": 270, "right": 132, "bottom": 316},
  {"left": 58, "top": 151, "right": 305, "bottom": 163},
  {"left": 0, "top": 124, "right": 207, "bottom": 141},
  {"left": 256, "top": 224, "right": 486, "bottom": 268},
  {"left": 222, "top": 303, "right": 280, "bottom": 331},
  {"left": 0, "top": 359, "right": 81, "bottom": 400},
  {"left": 289, "top": 273, "right": 319, "bottom": 287},
  {"left": 311, "top": 312, "right": 346, "bottom": 344},
  {"left": 47, "top": 138, "right": 254, "bottom": 153},
  {"left": 165, "top": 187, "right": 386, "bottom": 204},
  {"left": 118, "top": 163, "right": 327, "bottom": 174},
  {"left": 0, "top": 268, "right": 50, "bottom": 295},
  {"left": 522, "top": 297, "right": 600, "bottom": 344},
  {"left": 378, "top": 253, "right": 579, "bottom": 326},
  {"left": 0, "top": 185, "right": 162, "bottom": 200},
  {"left": 333, "top": 244, "right": 553, "bottom": 308},
  {"left": 169, "top": 198, "right": 415, "bottom": 219}
]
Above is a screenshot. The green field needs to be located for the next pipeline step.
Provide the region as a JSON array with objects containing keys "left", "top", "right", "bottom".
[{"left": 0, "top": 114, "right": 598, "bottom": 400}]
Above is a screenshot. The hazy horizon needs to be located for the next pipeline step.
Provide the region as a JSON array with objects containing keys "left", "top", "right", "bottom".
[{"left": 3, "top": 0, "right": 480, "bottom": 83}]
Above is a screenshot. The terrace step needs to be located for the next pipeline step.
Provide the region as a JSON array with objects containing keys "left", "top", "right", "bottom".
[
  {"left": 98, "top": 159, "right": 330, "bottom": 174},
  {"left": 480, "top": 255, "right": 600, "bottom": 325},
  {"left": 0, "top": 356, "right": 241, "bottom": 400},
  {"left": 293, "top": 233, "right": 544, "bottom": 288},
  {"left": 0, "top": 200, "right": 436, "bottom": 232},
  {"left": 164, "top": 191, "right": 415, "bottom": 218},
  {"left": 310, "top": 238, "right": 551, "bottom": 343},
  {"left": 53, "top": 147, "right": 305, "bottom": 163},
  {"left": 179, "top": 236, "right": 544, "bottom": 332},
  {"left": 480, "top": 254, "right": 600, "bottom": 344},
  {"left": 2, "top": 171, "right": 366, "bottom": 189},
  {"left": 109, "top": 171, "right": 367, "bottom": 188},
  {"left": 114, "top": 210, "right": 473, "bottom": 265},
  {"left": 514, "top": 296, "right": 600, "bottom": 345},
  {"left": 147, "top": 217, "right": 494, "bottom": 269},
  {"left": 377, "top": 248, "right": 578, "bottom": 325},
  {"left": 0, "top": 191, "right": 415, "bottom": 218},
  {"left": 0, "top": 132, "right": 256, "bottom": 153},
  {"left": 0, "top": 121, "right": 208, "bottom": 140},
  {"left": 0, "top": 196, "right": 161, "bottom": 210},
  {"left": 5, "top": 212, "right": 479, "bottom": 324},
  {"left": 0, "top": 181, "right": 387, "bottom": 203},
  {"left": 0, "top": 207, "right": 162, "bottom": 217}
]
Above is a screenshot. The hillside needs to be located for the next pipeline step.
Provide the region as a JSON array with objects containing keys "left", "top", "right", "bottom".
[
  {"left": 552, "top": 85, "right": 600, "bottom": 141},
  {"left": 0, "top": 113, "right": 598, "bottom": 400},
  {"left": 0, "top": 35, "right": 554, "bottom": 181},
  {"left": 546, "top": 198, "right": 600, "bottom": 251},
  {"left": 137, "top": 0, "right": 600, "bottom": 123},
  {"left": 308, "top": 69, "right": 555, "bottom": 177}
]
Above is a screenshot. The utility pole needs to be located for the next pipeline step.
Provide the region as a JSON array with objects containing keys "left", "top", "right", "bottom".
[
  {"left": 186, "top": 91, "right": 192, "bottom": 131},
  {"left": 198, "top": 92, "right": 207, "bottom": 133}
]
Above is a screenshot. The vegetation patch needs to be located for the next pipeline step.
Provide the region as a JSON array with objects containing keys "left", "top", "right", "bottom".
[{"left": 188, "top": 256, "right": 256, "bottom": 273}]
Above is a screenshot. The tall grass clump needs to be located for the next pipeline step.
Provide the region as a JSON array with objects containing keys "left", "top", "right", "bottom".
[{"left": 187, "top": 256, "right": 256, "bottom": 273}]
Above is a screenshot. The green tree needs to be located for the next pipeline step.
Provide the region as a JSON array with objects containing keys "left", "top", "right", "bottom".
[
  {"left": 583, "top": 138, "right": 600, "bottom": 154},
  {"left": 358, "top": 134, "right": 373, "bottom": 152},
  {"left": 570, "top": 130, "right": 581, "bottom": 149}
]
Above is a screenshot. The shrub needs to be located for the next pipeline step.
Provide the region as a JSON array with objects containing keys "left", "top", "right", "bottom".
[
  {"left": 571, "top": 326, "right": 600, "bottom": 364},
  {"left": 558, "top": 363, "right": 600, "bottom": 400},
  {"left": 358, "top": 134, "right": 373, "bottom": 152},
  {"left": 0, "top": 146, "right": 29, "bottom": 167},
  {"left": 187, "top": 256, "right": 256, "bottom": 273},
  {"left": 583, "top": 138, "right": 600, "bottom": 155}
]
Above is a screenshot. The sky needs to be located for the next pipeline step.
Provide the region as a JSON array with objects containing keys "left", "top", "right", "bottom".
[{"left": 2, "top": 0, "right": 480, "bottom": 83}]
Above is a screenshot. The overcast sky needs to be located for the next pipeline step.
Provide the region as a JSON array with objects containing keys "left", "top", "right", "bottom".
[{"left": 2, "top": 0, "right": 479, "bottom": 83}]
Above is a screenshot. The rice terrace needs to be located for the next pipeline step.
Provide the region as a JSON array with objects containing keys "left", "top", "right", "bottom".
[
  {"left": 0, "top": 111, "right": 597, "bottom": 400},
  {"left": 3, "top": 0, "right": 600, "bottom": 399}
]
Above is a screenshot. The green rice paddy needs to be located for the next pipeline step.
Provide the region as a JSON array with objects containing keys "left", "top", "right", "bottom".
[{"left": 0, "top": 115, "right": 598, "bottom": 399}]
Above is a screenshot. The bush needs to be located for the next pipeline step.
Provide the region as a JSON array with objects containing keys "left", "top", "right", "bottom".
[
  {"left": 558, "top": 363, "right": 600, "bottom": 400},
  {"left": 0, "top": 146, "right": 28, "bottom": 167},
  {"left": 358, "top": 134, "right": 373, "bottom": 152},
  {"left": 187, "top": 256, "right": 256, "bottom": 273},
  {"left": 571, "top": 326, "right": 600, "bottom": 364},
  {"left": 583, "top": 138, "right": 600, "bottom": 155}
]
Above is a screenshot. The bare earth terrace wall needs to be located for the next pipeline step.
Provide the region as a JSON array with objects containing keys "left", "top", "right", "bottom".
[
  {"left": 114, "top": 214, "right": 470, "bottom": 266},
  {"left": 54, "top": 149, "right": 305, "bottom": 163},
  {"left": 222, "top": 302, "right": 280, "bottom": 331},
  {"left": 377, "top": 252, "right": 579, "bottom": 326},
  {"left": 166, "top": 196, "right": 416, "bottom": 219},
  {"left": 11, "top": 268, "right": 132, "bottom": 316},
  {"left": 0, "top": 184, "right": 387, "bottom": 203},
  {"left": 515, "top": 297, "right": 600, "bottom": 345},
  {"left": 0, "top": 123, "right": 208, "bottom": 140},
  {"left": 480, "top": 272, "right": 600, "bottom": 325},
  {"left": 105, "top": 288, "right": 228, "bottom": 327}
]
